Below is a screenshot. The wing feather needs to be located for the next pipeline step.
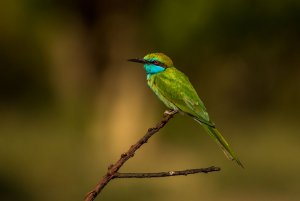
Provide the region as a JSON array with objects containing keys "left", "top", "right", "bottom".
[{"left": 152, "top": 67, "right": 214, "bottom": 127}]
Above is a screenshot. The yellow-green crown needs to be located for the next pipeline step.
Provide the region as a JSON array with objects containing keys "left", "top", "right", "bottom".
[{"left": 143, "top": 53, "right": 174, "bottom": 68}]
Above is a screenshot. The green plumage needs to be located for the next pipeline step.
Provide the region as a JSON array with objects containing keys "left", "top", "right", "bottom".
[
  {"left": 129, "top": 53, "right": 243, "bottom": 168},
  {"left": 148, "top": 67, "right": 213, "bottom": 127}
]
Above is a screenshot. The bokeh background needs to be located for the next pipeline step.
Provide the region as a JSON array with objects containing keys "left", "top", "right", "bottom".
[{"left": 1, "top": 0, "right": 300, "bottom": 200}]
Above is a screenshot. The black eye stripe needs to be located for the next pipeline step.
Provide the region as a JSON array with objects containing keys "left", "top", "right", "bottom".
[{"left": 150, "top": 60, "right": 167, "bottom": 68}]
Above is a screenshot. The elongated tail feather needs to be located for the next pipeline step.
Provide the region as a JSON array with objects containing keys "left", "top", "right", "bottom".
[{"left": 195, "top": 119, "right": 244, "bottom": 168}]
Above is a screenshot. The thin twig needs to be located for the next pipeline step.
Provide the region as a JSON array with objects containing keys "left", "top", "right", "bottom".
[
  {"left": 84, "top": 110, "right": 220, "bottom": 201},
  {"left": 114, "top": 166, "right": 220, "bottom": 178}
]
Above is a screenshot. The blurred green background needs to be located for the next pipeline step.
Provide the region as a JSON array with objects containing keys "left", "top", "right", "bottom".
[{"left": 1, "top": 0, "right": 300, "bottom": 200}]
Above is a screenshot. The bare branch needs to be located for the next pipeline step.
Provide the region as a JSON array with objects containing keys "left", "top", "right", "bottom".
[
  {"left": 84, "top": 110, "right": 221, "bottom": 201},
  {"left": 114, "top": 166, "right": 220, "bottom": 178}
]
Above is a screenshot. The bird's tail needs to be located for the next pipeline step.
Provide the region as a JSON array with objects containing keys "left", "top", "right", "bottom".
[{"left": 201, "top": 124, "right": 244, "bottom": 168}]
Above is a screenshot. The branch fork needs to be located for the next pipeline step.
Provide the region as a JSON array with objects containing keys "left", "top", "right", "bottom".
[{"left": 84, "top": 110, "right": 220, "bottom": 201}]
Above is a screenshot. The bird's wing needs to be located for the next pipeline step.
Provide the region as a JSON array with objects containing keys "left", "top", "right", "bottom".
[
  {"left": 182, "top": 97, "right": 215, "bottom": 127},
  {"left": 153, "top": 67, "right": 214, "bottom": 127}
]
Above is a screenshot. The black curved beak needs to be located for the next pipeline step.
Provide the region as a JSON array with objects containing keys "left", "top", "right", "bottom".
[{"left": 128, "top": 58, "right": 146, "bottom": 64}]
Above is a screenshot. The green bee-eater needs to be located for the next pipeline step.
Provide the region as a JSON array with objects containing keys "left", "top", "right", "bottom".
[{"left": 128, "top": 53, "right": 243, "bottom": 168}]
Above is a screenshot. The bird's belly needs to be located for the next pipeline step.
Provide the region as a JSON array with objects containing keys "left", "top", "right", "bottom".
[
  {"left": 157, "top": 94, "right": 178, "bottom": 110},
  {"left": 147, "top": 78, "right": 178, "bottom": 110}
]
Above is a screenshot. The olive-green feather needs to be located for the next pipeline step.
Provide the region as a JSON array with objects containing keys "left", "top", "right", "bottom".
[
  {"left": 148, "top": 67, "right": 214, "bottom": 127},
  {"left": 202, "top": 125, "right": 244, "bottom": 168}
]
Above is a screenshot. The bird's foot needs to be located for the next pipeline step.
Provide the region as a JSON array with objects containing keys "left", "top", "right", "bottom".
[{"left": 164, "top": 109, "right": 179, "bottom": 116}]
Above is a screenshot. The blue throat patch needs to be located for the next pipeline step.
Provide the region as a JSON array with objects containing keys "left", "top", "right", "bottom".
[{"left": 144, "top": 64, "right": 165, "bottom": 78}]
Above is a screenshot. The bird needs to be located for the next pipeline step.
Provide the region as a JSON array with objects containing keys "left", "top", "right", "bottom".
[{"left": 128, "top": 53, "right": 243, "bottom": 168}]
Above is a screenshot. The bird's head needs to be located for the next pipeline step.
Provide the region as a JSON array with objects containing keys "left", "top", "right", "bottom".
[{"left": 128, "top": 53, "right": 173, "bottom": 75}]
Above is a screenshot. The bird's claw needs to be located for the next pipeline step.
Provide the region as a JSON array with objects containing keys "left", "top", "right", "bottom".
[{"left": 164, "top": 109, "right": 178, "bottom": 116}]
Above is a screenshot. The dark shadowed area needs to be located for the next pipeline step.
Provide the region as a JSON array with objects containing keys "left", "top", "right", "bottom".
[{"left": 1, "top": 0, "right": 300, "bottom": 201}]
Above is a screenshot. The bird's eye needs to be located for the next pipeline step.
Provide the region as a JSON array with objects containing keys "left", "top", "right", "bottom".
[{"left": 153, "top": 61, "right": 159, "bottom": 65}]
